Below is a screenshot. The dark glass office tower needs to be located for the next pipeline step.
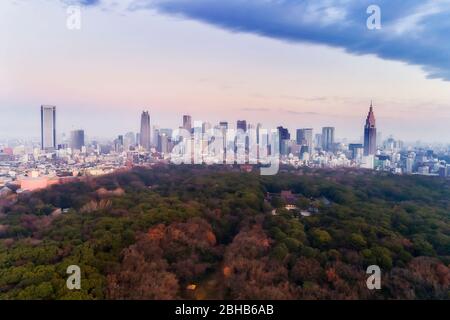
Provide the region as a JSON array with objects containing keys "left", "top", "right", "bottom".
[
  {"left": 321, "top": 127, "right": 335, "bottom": 152},
  {"left": 70, "top": 129, "right": 85, "bottom": 151},
  {"left": 237, "top": 120, "right": 247, "bottom": 132},
  {"left": 296, "top": 128, "right": 313, "bottom": 152},
  {"left": 277, "top": 126, "right": 290, "bottom": 155},
  {"left": 183, "top": 115, "right": 192, "bottom": 133}
]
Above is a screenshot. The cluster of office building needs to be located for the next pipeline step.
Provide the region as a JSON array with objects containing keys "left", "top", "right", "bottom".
[{"left": 1, "top": 103, "right": 450, "bottom": 195}]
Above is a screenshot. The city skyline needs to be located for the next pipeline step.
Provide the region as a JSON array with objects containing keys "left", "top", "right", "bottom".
[
  {"left": 1, "top": 101, "right": 448, "bottom": 189},
  {"left": 2, "top": 1, "right": 450, "bottom": 142},
  {"left": 1, "top": 101, "right": 441, "bottom": 148},
  {"left": 33, "top": 102, "right": 378, "bottom": 153},
  {"left": 33, "top": 103, "right": 379, "bottom": 145}
]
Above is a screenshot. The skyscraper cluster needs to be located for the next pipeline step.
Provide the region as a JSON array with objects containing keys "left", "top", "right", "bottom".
[
  {"left": 0, "top": 102, "right": 443, "bottom": 182},
  {"left": 38, "top": 103, "right": 379, "bottom": 164},
  {"left": 3, "top": 101, "right": 449, "bottom": 198}
]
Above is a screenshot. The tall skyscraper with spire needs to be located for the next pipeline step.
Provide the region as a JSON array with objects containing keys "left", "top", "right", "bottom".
[
  {"left": 140, "top": 111, "right": 151, "bottom": 150},
  {"left": 364, "top": 102, "right": 377, "bottom": 156}
]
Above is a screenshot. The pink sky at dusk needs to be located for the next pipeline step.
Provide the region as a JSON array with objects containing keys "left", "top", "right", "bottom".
[{"left": 1, "top": 0, "right": 450, "bottom": 143}]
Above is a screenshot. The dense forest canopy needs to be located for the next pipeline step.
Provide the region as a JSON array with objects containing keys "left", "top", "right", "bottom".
[{"left": 0, "top": 165, "right": 449, "bottom": 299}]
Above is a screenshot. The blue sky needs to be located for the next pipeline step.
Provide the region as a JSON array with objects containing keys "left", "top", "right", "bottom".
[{"left": 1, "top": 0, "right": 450, "bottom": 142}]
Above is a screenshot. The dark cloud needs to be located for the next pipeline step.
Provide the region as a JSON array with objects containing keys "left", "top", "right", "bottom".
[
  {"left": 124, "top": 0, "right": 450, "bottom": 81},
  {"left": 65, "top": 0, "right": 100, "bottom": 6}
]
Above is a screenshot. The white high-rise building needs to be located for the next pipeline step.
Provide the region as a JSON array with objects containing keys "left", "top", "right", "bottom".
[
  {"left": 140, "top": 111, "right": 151, "bottom": 150},
  {"left": 40, "top": 105, "right": 56, "bottom": 150}
]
